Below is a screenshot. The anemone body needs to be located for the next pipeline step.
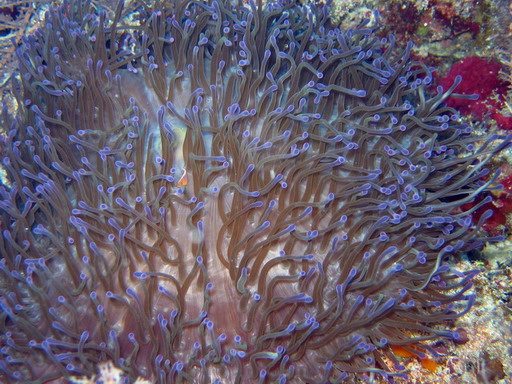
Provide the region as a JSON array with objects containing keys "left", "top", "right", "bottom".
[{"left": 0, "top": 1, "right": 508, "bottom": 383}]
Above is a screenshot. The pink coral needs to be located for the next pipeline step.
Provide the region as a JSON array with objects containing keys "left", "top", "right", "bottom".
[{"left": 439, "top": 56, "right": 512, "bottom": 130}]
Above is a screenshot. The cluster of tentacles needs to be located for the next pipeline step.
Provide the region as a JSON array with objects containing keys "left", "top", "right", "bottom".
[{"left": 0, "top": 0, "right": 509, "bottom": 383}]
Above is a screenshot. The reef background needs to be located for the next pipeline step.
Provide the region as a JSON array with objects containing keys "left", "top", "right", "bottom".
[{"left": 0, "top": 0, "right": 511, "bottom": 383}]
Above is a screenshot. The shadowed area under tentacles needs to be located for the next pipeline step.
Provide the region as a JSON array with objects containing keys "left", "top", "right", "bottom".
[{"left": 0, "top": 0, "right": 510, "bottom": 383}]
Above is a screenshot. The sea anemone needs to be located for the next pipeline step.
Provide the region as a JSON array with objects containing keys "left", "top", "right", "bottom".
[{"left": 0, "top": 0, "right": 509, "bottom": 383}]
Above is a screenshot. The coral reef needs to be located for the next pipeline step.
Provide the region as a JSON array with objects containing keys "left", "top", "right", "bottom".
[{"left": 0, "top": 0, "right": 511, "bottom": 384}]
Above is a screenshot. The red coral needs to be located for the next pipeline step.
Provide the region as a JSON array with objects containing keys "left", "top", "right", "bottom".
[
  {"left": 461, "top": 194, "right": 507, "bottom": 236},
  {"left": 438, "top": 57, "right": 512, "bottom": 130}
]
